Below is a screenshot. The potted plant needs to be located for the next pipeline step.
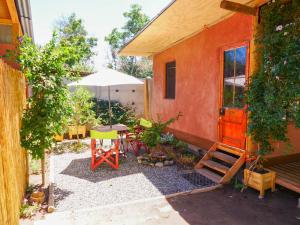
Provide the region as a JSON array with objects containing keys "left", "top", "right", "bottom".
[
  {"left": 160, "top": 132, "right": 176, "bottom": 154},
  {"left": 160, "top": 132, "right": 188, "bottom": 159},
  {"left": 140, "top": 113, "right": 182, "bottom": 153},
  {"left": 243, "top": 155, "right": 276, "bottom": 199},
  {"left": 68, "top": 87, "right": 99, "bottom": 142}
]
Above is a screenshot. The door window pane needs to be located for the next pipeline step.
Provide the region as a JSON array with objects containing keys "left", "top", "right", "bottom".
[{"left": 223, "top": 46, "right": 247, "bottom": 108}]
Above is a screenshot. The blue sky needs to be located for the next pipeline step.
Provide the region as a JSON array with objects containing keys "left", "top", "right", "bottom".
[{"left": 30, "top": 0, "right": 170, "bottom": 69}]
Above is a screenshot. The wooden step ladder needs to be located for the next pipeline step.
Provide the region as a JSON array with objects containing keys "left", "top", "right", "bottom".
[{"left": 195, "top": 142, "right": 246, "bottom": 184}]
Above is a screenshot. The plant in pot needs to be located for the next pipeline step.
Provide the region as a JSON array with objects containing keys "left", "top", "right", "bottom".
[
  {"left": 69, "top": 87, "right": 99, "bottom": 143},
  {"left": 160, "top": 132, "right": 176, "bottom": 157},
  {"left": 140, "top": 113, "right": 182, "bottom": 156},
  {"left": 243, "top": 155, "right": 276, "bottom": 199},
  {"left": 243, "top": 1, "right": 300, "bottom": 198},
  {"left": 160, "top": 133, "right": 188, "bottom": 160}
]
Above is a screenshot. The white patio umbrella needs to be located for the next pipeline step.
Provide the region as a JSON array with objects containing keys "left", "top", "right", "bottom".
[{"left": 68, "top": 68, "right": 144, "bottom": 128}]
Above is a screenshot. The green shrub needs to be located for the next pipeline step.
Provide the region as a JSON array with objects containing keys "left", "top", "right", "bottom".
[
  {"left": 20, "top": 203, "right": 39, "bottom": 218},
  {"left": 91, "top": 98, "right": 136, "bottom": 126},
  {"left": 69, "top": 87, "right": 99, "bottom": 127},
  {"left": 160, "top": 132, "right": 188, "bottom": 150},
  {"left": 30, "top": 160, "right": 40, "bottom": 175},
  {"left": 141, "top": 113, "right": 182, "bottom": 149}
]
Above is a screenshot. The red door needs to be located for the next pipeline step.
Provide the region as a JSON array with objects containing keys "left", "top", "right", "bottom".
[{"left": 219, "top": 45, "right": 248, "bottom": 149}]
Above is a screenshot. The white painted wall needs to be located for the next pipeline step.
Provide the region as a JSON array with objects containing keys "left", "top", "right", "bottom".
[{"left": 71, "top": 84, "right": 144, "bottom": 115}]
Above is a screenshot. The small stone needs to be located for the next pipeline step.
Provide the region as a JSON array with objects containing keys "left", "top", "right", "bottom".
[
  {"left": 150, "top": 163, "right": 155, "bottom": 167},
  {"left": 155, "top": 162, "right": 164, "bottom": 167},
  {"left": 164, "top": 160, "right": 170, "bottom": 166},
  {"left": 138, "top": 159, "right": 142, "bottom": 164},
  {"left": 169, "top": 160, "right": 174, "bottom": 165},
  {"left": 137, "top": 156, "right": 144, "bottom": 160}
]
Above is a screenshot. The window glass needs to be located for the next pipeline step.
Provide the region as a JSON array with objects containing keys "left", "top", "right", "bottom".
[
  {"left": 166, "top": 61, "right": 176, "bottom": 99},
  {"left": 223, "top": 46, "right": 247, "bottom": 108}
]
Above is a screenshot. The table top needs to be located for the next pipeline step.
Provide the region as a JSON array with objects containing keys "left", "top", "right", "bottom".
[{"left": 93, "top": 124, "right": 129, "bottom": 132}]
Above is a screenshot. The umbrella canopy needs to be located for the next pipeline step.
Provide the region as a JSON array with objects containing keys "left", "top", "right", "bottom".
[{"left": 68, "top": 68, "right": 143, "bottom": 87}]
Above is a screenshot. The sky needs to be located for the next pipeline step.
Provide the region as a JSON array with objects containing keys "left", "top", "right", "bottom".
[{"left": 30, "top": 0, "right": 171, "bottom": 70}]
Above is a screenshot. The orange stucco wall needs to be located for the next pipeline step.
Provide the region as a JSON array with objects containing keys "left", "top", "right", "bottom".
[
  {"left": 152, "top": 13, "right": 253, "bottom": 144},
  {"left": 0, "top": 43, "right": 18, "bottom": 69}
]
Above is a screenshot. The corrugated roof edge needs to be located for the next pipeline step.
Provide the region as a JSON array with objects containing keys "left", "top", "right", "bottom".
[
  {"left": 118, "top": 0, "right": 176, "bottom": 56},
  {"left": 14, "top": 0, "right": 34, "bottom": 41}
]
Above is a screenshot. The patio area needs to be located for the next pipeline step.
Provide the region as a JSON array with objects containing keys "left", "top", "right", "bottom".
[{"left": 52, "top": 141, "right": 217, "bottom": 211}]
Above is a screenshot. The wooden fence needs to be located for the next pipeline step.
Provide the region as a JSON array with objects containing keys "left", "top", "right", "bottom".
[{"left": 0, "top": 59, "right": 28, "bottom": 225}]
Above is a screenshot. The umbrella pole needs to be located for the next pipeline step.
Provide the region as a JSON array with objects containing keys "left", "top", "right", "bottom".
[{"left": 108, "top": 86, "right": 112, "bottom": 128}]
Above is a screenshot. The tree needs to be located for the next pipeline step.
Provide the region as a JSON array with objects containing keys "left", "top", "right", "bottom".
[
  {"left": 54, "top": 13, "right": 98, "bottom": 73},
  {"left": 17, "top": 15, "right": 97, "bottom": 183},
  {"left": 105, "top": 4, "right": 152, "bottom": 78},
  {"left": 69, "top": 87, "right": 98, "bottom": 143}
]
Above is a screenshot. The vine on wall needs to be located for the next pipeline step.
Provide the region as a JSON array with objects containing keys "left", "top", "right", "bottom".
[{"left": 247, "top": 0, "right": 300, "bottom": 156}]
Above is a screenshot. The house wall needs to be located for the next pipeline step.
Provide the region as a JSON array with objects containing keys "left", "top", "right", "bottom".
[
  {"left": 0, "top": 43, "right": 18, "bottom": 68},
  {"left": 152, "top": 13, "right": 253, "bottom": 146}
]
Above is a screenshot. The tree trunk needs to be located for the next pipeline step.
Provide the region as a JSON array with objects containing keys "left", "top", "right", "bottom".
[{"left": 41, "top": 150, "right": 45, "bottom": 186}]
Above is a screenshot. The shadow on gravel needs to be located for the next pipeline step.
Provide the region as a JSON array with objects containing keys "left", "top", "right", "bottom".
[
  {"left": 58, "top": 153, "right": 208, "bottom": 195},
  {"left": 54, "top": 187, "right": 73, "bottom": 203}
]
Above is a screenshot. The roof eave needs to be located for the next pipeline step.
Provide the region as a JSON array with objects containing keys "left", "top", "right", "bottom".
[{"left": 14, "top": 0, "right": 34, "bottom": 40}]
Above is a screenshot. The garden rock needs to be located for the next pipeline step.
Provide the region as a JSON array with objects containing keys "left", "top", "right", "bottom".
[{"left": 155, "top": 162, "right": 164, "bottom": 167}]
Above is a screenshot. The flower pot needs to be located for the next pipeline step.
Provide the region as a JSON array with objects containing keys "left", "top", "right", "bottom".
[
  {"left": 30, "top": 191, "right": 45, "bottom": 204},
  {"left": 54, "top": 134, "right": 64, "bottom": 142},
  {"left": 244, "top": 168, "right": 276, "bottom": 198},
  {"left": 68, "top": 125, "right": 86, "bottom": 139}
]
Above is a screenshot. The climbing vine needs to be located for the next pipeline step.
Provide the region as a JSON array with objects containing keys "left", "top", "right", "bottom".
[{"left": 247, "top": 0, "right": 300, "bottom": 155}]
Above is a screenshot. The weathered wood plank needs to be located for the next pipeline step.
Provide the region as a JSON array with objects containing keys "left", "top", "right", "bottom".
[{"left": 220, "top": 0, "right": 257, "bottom": 16}]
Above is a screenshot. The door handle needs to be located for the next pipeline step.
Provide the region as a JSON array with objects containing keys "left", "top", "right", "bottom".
[{"left": 219, "top": 107, "right": 225, "bottom": 116}]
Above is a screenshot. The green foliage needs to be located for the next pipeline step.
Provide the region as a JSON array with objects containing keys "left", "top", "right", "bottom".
[
  {"left": 141, "top": 113, "right": 182, "bottom": 148},
  {"left": 20, "top": 203, "right": 39, "bottom": 218},
  {"left": 69, "top": 87, "right": 98, "bottom": 127},
  {"left": 17, "top": 14, "right": 97, "bottom": 159},
  {"left": 105, "top": 4, "right": 152, "bottom": 78},
  {"left": 232, "top": 178, "right": 244, "bottom": 190},
  {"left": 247, "top": 1, "right": 300, "bottom": 156},
  {"left": 54, "top": 13, "right": 98, "bottom": 72},
  {"left": 91, "top": 98, "right": 136, "bottom": 126},
  {"left": 19, "top": 35, "right": 81, "bottom": 159},
  {"left": 26, "top": 184, "right": 35, "bottom": 194},
  {"left": 160, "top": 132, "right": 175, "bottom": 145},
  {"left": 160, "top": 132, "right": 188, "bottom": 149},
  {"left": 30, "top": 159, "right": 40, "bottom": 175},
  {"left": 52, "top": 141, "right": 90, "bottom": 154}
]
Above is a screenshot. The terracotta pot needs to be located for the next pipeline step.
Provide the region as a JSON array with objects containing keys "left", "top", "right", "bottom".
[
  {"left": 30, "top": 191, "right": 45, "bottom": 204},
  {"left": 244, "top": 168, "right": 276, "bottom": 198}
]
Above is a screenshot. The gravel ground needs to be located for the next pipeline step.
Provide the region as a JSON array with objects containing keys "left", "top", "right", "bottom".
[{"left": 52, "top": 143, "right": 210, "bottom": 212}]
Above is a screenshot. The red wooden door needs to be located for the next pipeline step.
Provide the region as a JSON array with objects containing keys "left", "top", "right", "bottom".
[{"left": 219, "top": 45, "right": 248, "bottom": 149}]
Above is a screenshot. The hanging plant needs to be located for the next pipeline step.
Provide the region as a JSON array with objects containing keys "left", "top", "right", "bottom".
[{"left": 247, "top": 0, "right": 300, "bottom": 156}]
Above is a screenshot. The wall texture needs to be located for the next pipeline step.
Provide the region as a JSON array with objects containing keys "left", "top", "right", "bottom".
[
  {"left": 0, "top": 59, "right": 28, "bottom": 225},
  {"left": 83, "top": 84, "right": 144, "bottom": 115},
  {"left": 152, "top": 13, "right": 253, "bottom": 145}
]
